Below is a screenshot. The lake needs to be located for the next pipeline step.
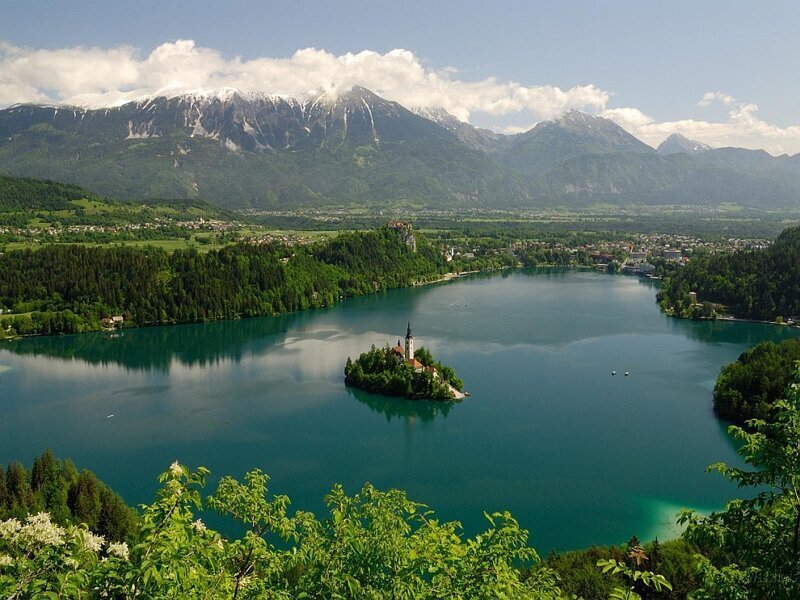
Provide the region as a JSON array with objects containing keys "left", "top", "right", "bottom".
[{"left": 1, "top": 269, "right": 798, "bottom": 551}]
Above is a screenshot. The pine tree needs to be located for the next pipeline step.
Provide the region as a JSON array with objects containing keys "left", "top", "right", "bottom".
[
  {"left": 0, "top": 464, "right": 7, "bottom": 510},
  {"left": 68, "top": 471, "right": 102, "bottom": 530},
  {"left": 5, "top": 462, "right": 32, "bottom": 512},
  {"left": 97, "top": 487, "right": 138, "bottom": 541},
  {"left": 31, "top": 450, "right": 71, "bottom": 521},
  {"left": 31, "top": 448, "right": 56, "bottom": 492}
]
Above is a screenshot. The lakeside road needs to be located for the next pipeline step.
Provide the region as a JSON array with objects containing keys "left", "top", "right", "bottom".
[
  {"left": 716, "top": 315, "right": 798, "bottom": 327},
  {"left": 413, "top": 269, "right": 483, "bottom": 287}
]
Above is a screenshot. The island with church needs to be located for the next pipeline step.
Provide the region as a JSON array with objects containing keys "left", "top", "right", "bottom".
[{"left": 344, "top": 323, "right": 466, "bottom": 401}]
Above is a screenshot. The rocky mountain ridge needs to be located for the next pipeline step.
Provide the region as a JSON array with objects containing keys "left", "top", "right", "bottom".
[{"left": 1, "top": 86, "right": 799, "bottom": 209}]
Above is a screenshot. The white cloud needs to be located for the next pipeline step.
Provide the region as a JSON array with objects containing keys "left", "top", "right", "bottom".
[
  {"left": 603, "top": 93, "right": 800, "bottom": 155},
  {"left": 2, "top": 40, "right": 800, "bottom": 154},
  {"left": 501, "top": 123, "right": 538, "bottom": 135},
  {"left": 0, "top": 39, "right": 607, "bottom": 121},
  {"left": 0, "top": 40, "right": 139, "bottom": 100},
  {"left": 600, "top": 107, "right": 654, "bottom": 131},
  {"left": 697, "top": 91, "right": 736, "bottom": 107}
]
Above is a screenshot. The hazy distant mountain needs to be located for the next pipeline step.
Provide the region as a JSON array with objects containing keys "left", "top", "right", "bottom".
[
  {"left": 657, "top": 133, "right": 711, "bottom": 155},
  {"left": 532, "top": 151, "right": 800, "bottom": 206},
  {"left": 694, "top": 146, "right": 790, "bottom": 171},
  {"left": 499, "top": 110, "right": 655, "bottom": 176},
  {"left": 1, "top": 86, "right": 800, "bottom": 209},
  {"left": 412, "top": 107, "right": 510, "bottom": 153}
]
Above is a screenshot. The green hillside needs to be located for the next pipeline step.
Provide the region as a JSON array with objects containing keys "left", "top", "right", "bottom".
[{"left": 0, "top": 174, "right": 228, "bottom": 229}]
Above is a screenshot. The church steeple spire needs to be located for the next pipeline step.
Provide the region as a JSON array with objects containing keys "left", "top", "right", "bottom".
[
  {"left": 406, "top": 322, "right": 412, "bottom": 339},
  {"left": 404, "top": 322, "right": 414, "bottom": 361}
]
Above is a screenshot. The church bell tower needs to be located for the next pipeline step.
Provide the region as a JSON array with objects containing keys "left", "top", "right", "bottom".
[{"left": 405, "top": 322, "right": 414, "bottom": 361}]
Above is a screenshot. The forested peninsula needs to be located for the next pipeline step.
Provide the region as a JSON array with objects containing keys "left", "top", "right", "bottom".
[
  {"left": 0, "top": 225, "right": 446, "bottom": 338},
  {"left": 713, "top": 337, "right": 800, "bottom": 426},
  {"left": 657, "top": 225, "right": 800, "bottom": 322}
]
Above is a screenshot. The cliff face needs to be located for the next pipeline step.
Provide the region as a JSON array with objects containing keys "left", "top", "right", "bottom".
[
  {"left": 387, "top": 221, "right": 417, "bottom": 252},
  {"left": 0, "top": 88, "right": 524, "bottom": 208}
]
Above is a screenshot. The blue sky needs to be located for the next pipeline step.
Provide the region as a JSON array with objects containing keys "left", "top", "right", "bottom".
[{"left": 2, "top": 0, "right": 799, "bottom": 152}]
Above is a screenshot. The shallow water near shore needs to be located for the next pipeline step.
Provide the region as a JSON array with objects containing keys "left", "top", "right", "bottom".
[{"left": 1, "top": 269, "right": 798, "bottom": 551}]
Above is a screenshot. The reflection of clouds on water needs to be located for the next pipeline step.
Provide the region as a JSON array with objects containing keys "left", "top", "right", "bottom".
[
  {"left": 110, "top": 384, "right": 171, "bottom": 397},
  {"left": 266, "top": 331, "right": 357, "bottom": 381},
  {"left": 0, "top": 322, "right": 468, "bottom": 453},
  {"left": 0, "top": 337, "right": 354, "bottom": 450},
  {"left": 415, "top": 271, "right": 666, "bottom": 349},
  {"left": 14, "top": 355, "right": 141, "bottom": 383},
  {"left": 2, "top": 269, "right": 791, "bottom": 550}
]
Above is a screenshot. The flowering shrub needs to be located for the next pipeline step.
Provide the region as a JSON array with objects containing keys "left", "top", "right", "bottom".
[
  {"left": 0, "top": 462, "right": 566, "bottom": 599},
  {"left": 0, "top": 512, "right": 129, "bottom": 598}
]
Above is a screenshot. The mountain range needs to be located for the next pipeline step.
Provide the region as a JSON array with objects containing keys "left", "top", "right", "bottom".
[{"left": 1, "top": 86, "right": 799, "bottom": 209}]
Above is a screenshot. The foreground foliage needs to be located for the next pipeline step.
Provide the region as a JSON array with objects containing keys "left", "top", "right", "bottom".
[
  {"left": 544, "top": 538, "right": 697, "bottom": 599},
  {"left": 680, "top": 366, "right": 800, "bottom": 599},
  {"left": 0, "top": 464, "right": 565, "bottom": 599},
  {"left": 0, "top": 450, "right": 137, "bottom": 542}
]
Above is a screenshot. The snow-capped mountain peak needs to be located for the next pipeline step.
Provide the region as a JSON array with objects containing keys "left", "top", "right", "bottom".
[{"left": 657, "top": 132, "right": 712, "bottom": 155}]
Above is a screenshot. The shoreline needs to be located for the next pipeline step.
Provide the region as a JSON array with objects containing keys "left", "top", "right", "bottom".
[
  {"left": 662, "top": 307, "right": 799, "bottom": 329},
  {"left": 6, "top": 263, "right": 794, "bottom": 342},
  {"left": 0, "top": 266, "right": 495, "bottom": 341},
  {"left": 413, "top": 269, "right": 481, "bottom": 287},
  {"left": 704, "top": 317, "right": 800, "bottom": 329}
]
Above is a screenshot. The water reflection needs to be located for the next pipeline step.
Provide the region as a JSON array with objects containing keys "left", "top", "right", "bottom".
[
  {"left": 0, "top": 282, "right": 442, "bottom": 373},
  {"left": 2, "top": 268, "right": 798, "bottom": 551},
  {"left": 0, "top": 270, "right": 668, "bottom": 374},
  {"left": 346, "top": 385, "right": 453, "bottom": 422},
  {"left": 0, "top": 311, "right": 329, "bottom": 373},
  {"left": 679, "top": 318, "right": 800, "bottom": 347}
]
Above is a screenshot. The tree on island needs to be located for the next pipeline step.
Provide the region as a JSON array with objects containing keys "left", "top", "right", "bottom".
[{"left": 344, "top": 344, "right": 463, "bottom": 401}]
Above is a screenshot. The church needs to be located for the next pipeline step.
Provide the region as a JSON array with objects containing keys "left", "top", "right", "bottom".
[{"left": 391, "top": 322, "right": 435, "bottom": 374}]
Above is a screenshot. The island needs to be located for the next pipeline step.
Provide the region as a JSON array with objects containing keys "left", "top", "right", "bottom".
[{"left": 344, "top": 323, "right": 466, "bottom": 400}]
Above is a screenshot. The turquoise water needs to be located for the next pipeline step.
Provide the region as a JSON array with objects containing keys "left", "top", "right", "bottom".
[{"left": 1, "top": 269, "right": 797, "bottom": 551}]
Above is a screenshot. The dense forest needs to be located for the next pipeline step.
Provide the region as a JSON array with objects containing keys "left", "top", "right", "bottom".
[
  {"left": 713, "top": 338, "right": 800, "bottom": 426},
  {"left": 0, "top": 175, "right": 96, "bottom": 211},
  {"left": 344, "top": 345, "right": 464, "bottom": 400},
  {"left": 0, "top": 450, "right": 137, "bottom": 543},
  {"left": 4, "top": 366, "right": 800, "bottom": 597},
  {"left": 0, "top": 226, "right": 446, "bottom": 338},
  {"left": 657, "top": 225, "right": 800, "bottom": 321}
]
